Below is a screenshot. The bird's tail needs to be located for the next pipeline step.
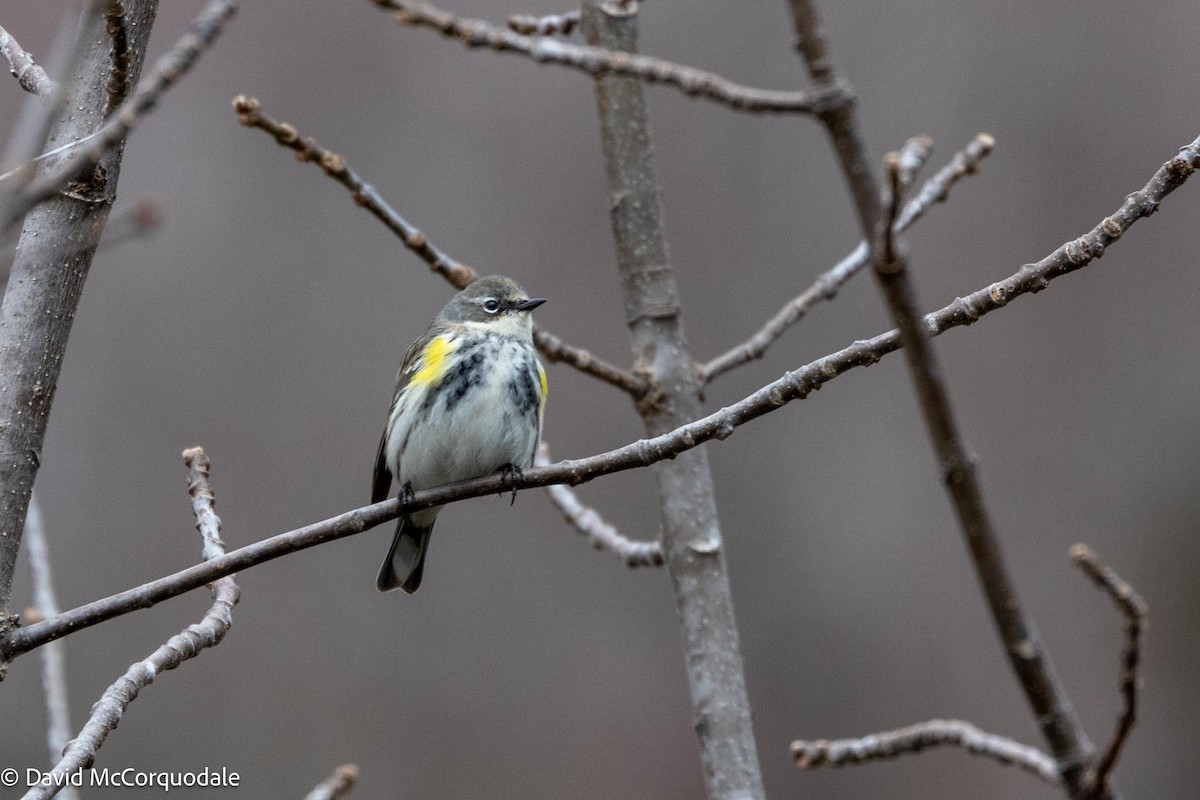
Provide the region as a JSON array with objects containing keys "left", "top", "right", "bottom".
[{"left": 377, "top": 515, "right": 434, "bottom": 593}]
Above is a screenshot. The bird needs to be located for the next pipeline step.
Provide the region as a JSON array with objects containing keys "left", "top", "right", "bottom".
[{"left": 372, "top": 275, "right": 547, "bottom": 593}]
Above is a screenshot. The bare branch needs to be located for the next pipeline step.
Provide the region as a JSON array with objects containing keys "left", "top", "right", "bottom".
[
  {"left": 232, "top": 95, "right": 650, "bottom": 397},
  {"left": 0, "top": 1, "right": 161, "bottom": 619},
  {"left": 370, "top": 0, "right": 847, "bottom": 115},
  {"left": 791, "top": 719, "right": 1060, "bottom": 784},
  {"left": 8, "top": 0, "right": 238, "bottom": 224},
  {"left": 536, "top": 444, "right": 663, "bottom": 567},
  {"left": 1070, "top": 544, "right": 1148, "bottom": 797},
  {"left": 3, "top": 133, "right": 1196, "bottom": 664},
  {"left": 507, "top": 10, "right": 580, "bottom": 37},
  {"left": 102, "top": 1, "right": 131, "bottom": 111},
  {"left": 699, "top": 132, "right": 994, "bottom": 384},
  {"left": 23, "top": 496, "right": 80, "bottom": 800},
  {"left": 0, "top": 23, "right": 58, "bottom": 98},
  {"left": 787, "top": 2, "right": 1113, "bottom": 794},
  {"left": 303, "top": 764, "right": 359, "bottom": 800},
  {"left": 24, "top": 448, "right": 240, "bottom": 799},
  {"left": 580, "top": 3, "right": 764, "bottom": 800}
]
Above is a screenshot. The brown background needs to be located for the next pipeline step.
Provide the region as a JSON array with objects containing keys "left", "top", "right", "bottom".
[{"left": 2, "top": 1, "right": 1198, "bottom": 798}]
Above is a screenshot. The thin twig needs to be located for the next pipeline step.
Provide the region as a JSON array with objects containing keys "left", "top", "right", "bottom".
[
  {"left": 303, "top": 764, "right": 359, "bottom": 800},
  {"left": 232, "top": 95, "right": 649, "bottom": 397},
  {"left": 23, "top": 495, "right": 81, "bottom": 800},
  {"left": 23, "top": 449, "right": 240, "bottom": 799},
  {"left": 1070, "top": 544, "right": 1148, "bottom": 797},
  {"left": 507, "top": 10, "right": 580, "bottom": 36},
  {"left": 0, "top": 23, "right": 58, "bottom": 98},
  {"left": 791, "top": 718, "right": 1060, "bottom": 784},
  {"left": 3, "top": 134, "right": 1197, "bottom": 664},
  {"left": 102, "top": 1, "right": 130, "bottom": 111},
  {"left": 700, "top": 132, "right": 993, "bottom": 384},
  {"left": 371, "top": 0, "right": 847, "bottom": 115},
  {"left": 788, "top": 2, "right": 1107, "bottom": 795},
  {"left": 9, "top": 0, "right": 238, "bottom": 224},
  {"left": 536, "top": 443, "right": 663, "bottom": 567}
]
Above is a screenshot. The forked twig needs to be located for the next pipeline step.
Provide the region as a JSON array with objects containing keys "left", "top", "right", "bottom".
[
  {"left": 700, "top": 133, "right": 994, "bottom": 383},
  {"left": 1070, "top": 544, "right": 1147, "bottom": 797},
  {"left": 24, "top": 449, "right": 240, "bottom": 799},
  {"left": 371, "top": 0, "right": 848, "bottom": 115}
]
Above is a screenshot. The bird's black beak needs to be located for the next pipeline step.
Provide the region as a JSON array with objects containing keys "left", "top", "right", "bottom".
[{"left": 514, "top": 297, "right": 546, "bottom": 312}]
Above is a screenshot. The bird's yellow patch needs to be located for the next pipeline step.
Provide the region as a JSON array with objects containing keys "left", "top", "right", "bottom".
[
  {"left": 537, "top": 362, "right": 548, "bottom": 413},
  {"left": 411, "top": 335, "right": 456, "bottom": 388}
]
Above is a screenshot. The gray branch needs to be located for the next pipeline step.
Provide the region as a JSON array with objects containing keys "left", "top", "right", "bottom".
[
  {"left": 792, "top": 718, "right": 1060, "bottom": 784},
  {"left": 22, "top": 448, "right": 240, "bottom": 800},
  {"left": 581, "top": 3, "right": 764, "bottom": 800},
  {"left": 303, "top": 764, "right": 359, "bottom": 800},
  {"left": 372, "top": 0, "right": 846, "bottom": 115},
  {"left": 0, "top": 0, "right": 162, "bottom": 617}
]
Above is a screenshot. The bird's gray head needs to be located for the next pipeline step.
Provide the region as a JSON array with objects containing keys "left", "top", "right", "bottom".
[{"left": 440, "top": 275, "right": 546, "bottom": 328}]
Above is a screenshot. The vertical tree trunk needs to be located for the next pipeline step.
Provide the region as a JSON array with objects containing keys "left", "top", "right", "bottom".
[
  {"left": 0, "top": 2, "right": 160, "bottom": 615},
  {"left": 581, "top": 4, "right": 766, "bottom": 799}
]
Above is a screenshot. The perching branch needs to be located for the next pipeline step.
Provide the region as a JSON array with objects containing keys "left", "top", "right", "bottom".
[
  {"left": 0, "top": 1, "right": 161, "bottom": 618},
  {"left": 507, "top": 10, "right": 580, "bottom": 37},
  {"left": 22, "top": 448, "right": 240, "bottom": 800},
  {"left": 3, "top": 133, "right": 1196, "bottom": 665},
  {"left": 536, "top": 444, "right": 663, "bottom": 567},
  {"left": 8, "top": 0, "right": 237, "bottom": 224},
  {"left": 0, "top": 23, "right": 58, "bottom": 98},
  {"left": 699, "top": 132, "right": 993, "bottom": 384},
  {"left": 791, "top": 718, "right": 1060, "bottom": 784},
  {"left": 1069, "top": 545, "right": 1148, "bottom": 798},
  {"left": 23, "top": 496, "right": 80, "bottom": 800},
  {"left": 787, "top": 2, "right": 1108, "bottom": 795},
  {"left": 371, "top": 0, "right": 847, "bottom": 115},
  {"left": 580, "top": 3, "right": 765, "bottom": 800},
  {"left": 232, "top": 95, "right": 650, "bottom": 398},
  {"left": 303, "top": 764, "right": 359, "bottom": 800}
]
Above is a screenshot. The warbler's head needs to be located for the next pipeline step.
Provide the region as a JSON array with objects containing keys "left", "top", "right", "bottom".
[{"left": 441, "top": 275, "right": 546, "bottom": 334}]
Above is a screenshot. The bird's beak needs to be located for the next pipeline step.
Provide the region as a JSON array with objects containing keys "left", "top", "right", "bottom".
[{"left": 514, "top": 297, "right": 546, "bottom": 312}]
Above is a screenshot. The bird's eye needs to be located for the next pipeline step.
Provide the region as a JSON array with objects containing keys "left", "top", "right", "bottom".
[{"left": 482, "top": 298, "right": 501, "bottom": 314}]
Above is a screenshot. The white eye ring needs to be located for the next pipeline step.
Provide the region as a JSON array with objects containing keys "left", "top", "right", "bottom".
[{"left": 482, "top": 298, "right": 501, "bottom": 314}]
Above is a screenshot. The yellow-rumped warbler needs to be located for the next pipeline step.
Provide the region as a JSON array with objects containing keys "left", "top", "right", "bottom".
[{"left": 371, "top": 275, "right": 547, "bottom": 593}]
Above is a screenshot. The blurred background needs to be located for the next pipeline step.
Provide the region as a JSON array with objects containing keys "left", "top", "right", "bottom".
[{"left": 2, "top": 1, "right": 1198, "bottom": 798}]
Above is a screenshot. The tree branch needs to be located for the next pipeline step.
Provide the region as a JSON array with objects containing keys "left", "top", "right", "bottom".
[
  {"left": 232, "top": 95, "right": 650, "bottom": 397},
  {"left": 699, "top": 132, "right": 993, "bottom": 384},
  {"left": 7, "top": 0, "right": 237, "bottom": 225},
  {"left": 580, "top": 3, "right": 765, "bottom": 800},
  {"left": 303, "top": 764, "right": 359, "bottom": 800},
  {"left": 791, "top": 718, "right": 1060, "bottom": 784},
  {"left": 0, "top": 1, "right": 162, "bottom": 618},
  {"left": 22, "top": 448, "right": 240, "bottom": 800},
  {"left": 0, "top": 23, "right": 58, "bottom": 98},
  {"left": 536, "top": 444, "right": 663, "bottom": 567},
  {"left": 2, "top": 132, "right": 1195, "bottom": 665},
  {"left": 22, "top": 495, "right": 81, "bottom": 800},
  {"left": 370, "top": 0, "right": 848, "bottom": 115},
  {"left": 1069, "top": 545, "right": 1147, "bottom": 798},
  {"left": 786, "top": 3, "right": 1119, "bottom": 795}
]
